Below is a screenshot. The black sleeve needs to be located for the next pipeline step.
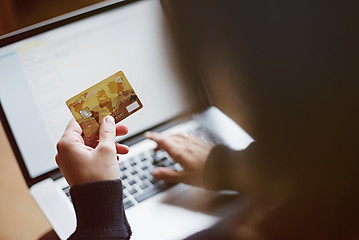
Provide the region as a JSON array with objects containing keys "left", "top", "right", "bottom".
[
  {"left": 203, "top": 142, "right": 260, "bottom": 192},
  {"left": 68, "top": 179, "right": 131, "bottom": 240}
]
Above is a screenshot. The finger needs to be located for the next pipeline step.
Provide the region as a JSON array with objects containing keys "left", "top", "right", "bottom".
[
  {"left": 63, "top": 118, "right": 83, "bottom": 137},
  {"left": 152, "top": 167, "right": 186, "bottom": 183},
  {"left": 83, "top": 135, "right": 99, "bottom": 148},
  {"left": 173, "top": 133, "right": 190, "bottom": 139},
  {"left": 145, "top": 131, "right": 163, "bottom": 151},
  {"left": 116, "top": 143, "right": 129, "bottom": 154},
  {"left": 151, "top": 135, "right": 183, "bottom": 152},
  {"left": 55, "top": 154, "right": 60, "bottom": 165},
  {"left": 145, "top": 131, "right": 176, "bottom": 151},
  {"left": 144, "top": 131, "right": 162, "bottom": 142},
  {"left": 98, "top": 116, "right": 116, "bottom": 148},
  {"left": 116, "top": 124, "right": 128, "bottom": 136}
]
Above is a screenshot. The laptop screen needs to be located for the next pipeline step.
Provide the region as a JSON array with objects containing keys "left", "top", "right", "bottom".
[{"left": 0, "top": 0, "right": 196, "bottom": 179}]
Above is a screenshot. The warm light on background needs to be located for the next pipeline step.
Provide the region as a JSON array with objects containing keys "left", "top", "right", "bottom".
[{"left": 0, "top": 0, "right": 105, "bottom": 36}]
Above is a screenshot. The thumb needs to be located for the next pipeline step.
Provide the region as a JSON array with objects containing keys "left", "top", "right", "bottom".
[{"left": 98, "top": 115, "right": 116, "bottom": 148}]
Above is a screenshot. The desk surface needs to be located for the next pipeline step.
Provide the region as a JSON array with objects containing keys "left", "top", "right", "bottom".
[{"left": 0, "top": 121, "right": 51, "bottom": 240}]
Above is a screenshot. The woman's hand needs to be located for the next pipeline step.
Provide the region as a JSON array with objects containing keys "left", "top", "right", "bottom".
[
  {"left": 56, "top": 116, "right": 129, "bottom": 187},
  {"left": 145, "top": 132, "right": 214, "bottom": 187}
]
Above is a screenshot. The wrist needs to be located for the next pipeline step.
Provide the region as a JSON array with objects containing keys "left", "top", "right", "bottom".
[{"left": 70, "top": 179, "right": 132, "bottom": 237}]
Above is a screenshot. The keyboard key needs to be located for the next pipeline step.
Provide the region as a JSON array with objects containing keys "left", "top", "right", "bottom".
[
  {"left": 146, "top": 164, "right": 154, "bottom": 171},
  {"left": 124, "top": 201, "right": 134, "bottom": 209},
  {"left": 129, "top": 188, "right": 137, "bottom": 195},
  {"left": 120, "top": 165, "right": 127, "bottom": 171},
  {"left": 139, "top": 175, "right": 147, "bottom": 180},
  {"left": 161, "top": 159, "right": 171, "bottom": 167},
  {"left": 130, "top": 170, "right": 138, "bottom": 175},
  {"left": 63, "top": 186, "right": 71, "bottom": 200},
  {"left": 150, "top": 178, "right": 159, "bottom": 184},
  {"left": 128, "top": 180, "right": 136, "bottom": 185},
  {"left": 120, "top": 175, "right": 128, "bottom": 180},
  {"left": 140, "top": 183, "right": 149, "bottom": 190},
  {"left": 174, "top": 163, "right": 183, "bottom": 171},
  {"left": 135, "top": 184, "right": 169, "bottom": 203}
]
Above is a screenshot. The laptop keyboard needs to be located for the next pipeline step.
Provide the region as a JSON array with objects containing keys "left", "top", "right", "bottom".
[
  {"left": 62, "top": 125, "right": 220, "bottom": 209},
  {"left": 120, "top": 149, "right": 180, "bottom": 209}
]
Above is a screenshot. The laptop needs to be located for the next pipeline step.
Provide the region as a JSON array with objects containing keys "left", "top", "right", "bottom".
[{"left": 0, "top": 0, "right": 253, "bottom": 239}]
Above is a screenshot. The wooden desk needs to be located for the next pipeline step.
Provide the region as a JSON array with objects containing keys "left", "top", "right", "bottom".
[{"left": 0, "top": 121, "right": 52, "bottom": 240}]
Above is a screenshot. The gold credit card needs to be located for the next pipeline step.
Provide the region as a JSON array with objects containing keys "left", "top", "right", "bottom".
[{"left": 66, "top": 71, "right": 143, "bottom": 139}]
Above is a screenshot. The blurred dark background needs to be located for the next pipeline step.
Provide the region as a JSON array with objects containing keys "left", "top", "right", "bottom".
[
  {"left": 166, "top": 1, "right": 359, "bottom": 239},
  {"left": 0, "top": 0, "right": 105, "bottom": 36}
]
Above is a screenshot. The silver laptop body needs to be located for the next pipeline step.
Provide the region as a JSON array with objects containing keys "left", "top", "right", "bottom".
[{"left": 0, "top": 0, "right": 253, "bottom": 239}]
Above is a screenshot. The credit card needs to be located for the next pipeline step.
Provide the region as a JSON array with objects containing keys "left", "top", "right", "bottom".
[{"left": 66, "top": 71, "right": 143, "bottom": 139}]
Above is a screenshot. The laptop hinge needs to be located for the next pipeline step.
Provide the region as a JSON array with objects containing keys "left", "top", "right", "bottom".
[{"left": 50, "top": 170, "right": 63, "bottom": 181}]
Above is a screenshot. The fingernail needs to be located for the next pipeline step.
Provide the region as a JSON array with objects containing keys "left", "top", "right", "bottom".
[{"left": 105, "top": 115, "right": 114, "bottom": 124}]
